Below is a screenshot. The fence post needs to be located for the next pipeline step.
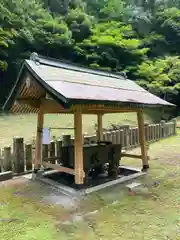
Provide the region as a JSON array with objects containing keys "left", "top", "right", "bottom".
[
  {"left": 132, "top": 128, "right": 135, "bottom": 146},
  {"left": 42, "top": 144, "right": 49, "bottom": 160},
  {"left": 112, "top": 131, "right": 116, "bottom": 144},
  {"left": 56, "top": 139, "right": 62, "bottom": 164},
  {"left": 25, "top": 143, "right": 32, "bottom": 171},
  {"left": 49, "top": 140, "right": 56, "bottom": 164},
  {"left": 160, "top": 120, "right": 165, "bottom": 138},
  {"left": 125, "top": 126, "right": 130, "bottom": 149},
  {"left": 116, "top": 130, "right": 120, "bottom": 144},
  {"left": 62, "top": 135, "right": 72, "bottom": 146},
  {"left": 129, "top": 128, "right": 133, "bottom": 148},
  {"left": 135, "top": 127, "right": 138, "bottom": 146},
  {"left": 13, "top": 137, "right": 25, "bottom": 174},
  {"left": 144, "top": 124, "right": 148, "bottom": 142},
  {"left": 172, "top": 119, "right": 177, "bottom": 135},
  {"left": 0, "top": 149, "right": 2, "bottom": 172},
  {"left": 106, "top": 132, "right": 112, "bottom": 143},
  {"left": 3, "top": 147, "right": 12, "bottom": 171},
  {"left": 119, "top": 129, "right": 124, "bottom": 148}
]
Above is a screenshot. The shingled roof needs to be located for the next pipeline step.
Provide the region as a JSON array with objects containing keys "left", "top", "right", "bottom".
[{"left": 3, "top": 53, "right": 175, "bottom": 113}]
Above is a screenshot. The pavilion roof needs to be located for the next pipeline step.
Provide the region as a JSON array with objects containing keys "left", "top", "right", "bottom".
[{"left": 3, "top": 53, "right": 175, "bottom": 113}]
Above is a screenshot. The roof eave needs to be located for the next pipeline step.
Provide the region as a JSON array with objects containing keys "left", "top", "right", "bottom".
[
  {"left": 24, "top": 60, "right": 70, "bottom": 109},
  {"left": 67, "top": 98, "right": 176, "bottom": 109},
  {"left": 2, "top": 63, "right": 26, "bottom": 112}
]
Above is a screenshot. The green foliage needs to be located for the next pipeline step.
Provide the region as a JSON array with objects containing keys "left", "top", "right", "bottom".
[
  {"left": 0, "top": 27, "right": 15, "bottom": 71},
  {"left": 75, "top": 21, "right": 148, "bottom": 70},
  {"left": 1, "top": 0, "right": 180, "bottom": 109},
  {"left": 136, "top": 56, "right": 180, "bottom": 101},
  {"left": 100, "top": 0, "right": 126, "bottom": 20},
  {"left": 65, "top": 8, "right": 94, "bottom": 41},
  {"left": 155, "top": 7, "right": 180, "bottom": 55}
]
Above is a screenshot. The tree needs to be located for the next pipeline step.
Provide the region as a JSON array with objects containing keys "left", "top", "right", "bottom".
[
  {"left": 74, "top": 21, "right": 148, "bottom": 71},
  {"left": 1, "top": 0, "right": 180, "bottom": 111},
  {"left": 65, "top": 8, "right": 94, "bottom": 42},
  {"left": 0, "top": 28, "right": 15, "bottom": 71},
  {"left": 0, "top": 0, "right": 73, "bottom": 106},
  {"left": 154, "top": 8, "right": 180, "bottom": 55},
  {"left": 135, "top": 56, "right": 180, "bottom": 104}
]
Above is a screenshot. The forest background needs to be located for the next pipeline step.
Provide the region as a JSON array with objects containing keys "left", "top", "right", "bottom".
[{"left": 1, "top": 0, "right": 180, "bottom": 114}]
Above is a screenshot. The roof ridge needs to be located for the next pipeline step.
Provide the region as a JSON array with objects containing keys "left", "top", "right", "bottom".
[{"left": 29, "top": 52, "right": 128, "bottom": 81}]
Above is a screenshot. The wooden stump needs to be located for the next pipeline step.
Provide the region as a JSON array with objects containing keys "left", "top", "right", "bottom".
[{"left": 13, "top": 137, "right": 25, "bottom": 174}]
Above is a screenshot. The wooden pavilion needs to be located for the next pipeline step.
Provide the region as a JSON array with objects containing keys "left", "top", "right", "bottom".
[{"left": 2, "top": 53, "right": 174, "bottom": 186}]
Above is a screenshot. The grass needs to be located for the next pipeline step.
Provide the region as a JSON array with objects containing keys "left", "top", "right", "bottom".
[
  {"left": 0, "top": 132, "right": 180, "bottom": 240},
  {"left": 0, "top": 112, "right": 153, "bottom": 147}
]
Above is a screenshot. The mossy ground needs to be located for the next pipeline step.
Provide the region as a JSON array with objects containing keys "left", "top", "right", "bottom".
[{"left": 0, "top": 132, "right": 179, "bottom": 240}]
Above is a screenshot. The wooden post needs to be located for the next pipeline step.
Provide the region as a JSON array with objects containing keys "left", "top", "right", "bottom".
[
  {"left": 172, "top": 119, "right": 176, "bottom": 135},
  {"left": 25, "top": 144, "right": 32, "bottom": 171},
  {"left": 137, "top": 111, "right": 149, "bottom": 171},
  {"left": 56, "top": 139, "right": 62, "bottom": 164},
  {"left": 34, "top": 106, "right": 44, "bottom": 172},
  {"left": 62, "top": 135, "right": 72, "bottom": 146},
  {"left": 97, "top": 114, "right": 103, "bottom": 141},
  {"left": 0, "top": 149, "right": 2, "bottom": 172},
  {"left": 13, "top": 138, "right": 25, "bottom": 173},
  {"left": 74, "top": 108, "right": 84, "bottom": 186},
  {"left": 160, "top": 120, "right": 165, "bottom": 138},
  {"left": 49, "top": 140, "right": 56, "bottom": 164},
  {"left": 42, "top": 144, "right": 49, "bottom": 160},
  {"left": 3, "top": 147, "right": 12, "bottom": 171}
]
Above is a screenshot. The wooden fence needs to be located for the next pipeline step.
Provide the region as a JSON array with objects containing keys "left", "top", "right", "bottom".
[{"left": 0, "top": 120, "right": 176, "bottom": 175}]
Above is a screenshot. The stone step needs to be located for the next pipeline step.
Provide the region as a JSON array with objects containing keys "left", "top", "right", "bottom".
[{"left": 126, "top": 182, "right": 142, "bottom": 191}]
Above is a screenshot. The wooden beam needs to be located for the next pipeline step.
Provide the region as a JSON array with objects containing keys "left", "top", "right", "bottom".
[
  {"left": 74, "top": 108, "right": 85, "bottom": 185},
  {"left": 34, "top": 104, "right": 44, "bottom": 170},
  {"left": 97, "top": 113, "right": 103, "bottom": 141},
  {"left": 137, "top": 111, "right": 149, "bottom": 170},
  {"left": 121, "top": 153, "right": 150, "bottom": 160},
  {"left": 16, "top": 98, "right": 141, "bottom": 114},
  {"left": 43, "top": 162, "right": 75, "bottom": 175}
]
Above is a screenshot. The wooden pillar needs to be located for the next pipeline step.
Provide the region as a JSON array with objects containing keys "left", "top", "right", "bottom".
[
  {"left": 34, "top": 105, "right": 44, "bottom": 172},
  {"left": 137, "top": 111, "right": 149, "bottom": 171},
  {"left": 97, "top": 113, "right": 103, "bottom": 141},
  {"left": 74, "top": 108, "right": 84, "bottom": 185}
]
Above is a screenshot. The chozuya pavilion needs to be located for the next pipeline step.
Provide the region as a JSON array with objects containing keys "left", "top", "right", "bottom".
[{"left": 2, "top": 53, "right": 174, "bottom": 188}]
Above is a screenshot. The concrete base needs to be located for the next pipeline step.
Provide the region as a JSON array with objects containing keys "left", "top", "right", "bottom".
[
  {"left": 34, "top": 166, "right": 146, "bottom": 197},
  {"left": 0, "top": 171, "right": 13, "bottom": 182}
]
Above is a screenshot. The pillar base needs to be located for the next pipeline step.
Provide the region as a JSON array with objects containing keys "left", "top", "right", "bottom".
[
  {"left": 33, "top": 168, "right": 40, "bottom": 174},
  {"left": 141, "top": 165, "right": 149, "bottom": 172},
  {"left": 74, "top": 184, "right": 84, "bottom": 190},
  {"left": 33, "top": 168, "right": 44, "bottom": 174}
]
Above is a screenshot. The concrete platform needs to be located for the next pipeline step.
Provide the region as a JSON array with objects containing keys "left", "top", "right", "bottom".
[{"left": 34, "top": 166, "right": 146, "bottom": 197}]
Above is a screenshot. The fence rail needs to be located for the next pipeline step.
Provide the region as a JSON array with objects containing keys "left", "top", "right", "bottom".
[{"left": 0, "top": 120, "right": 176, "bottom": 176}]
